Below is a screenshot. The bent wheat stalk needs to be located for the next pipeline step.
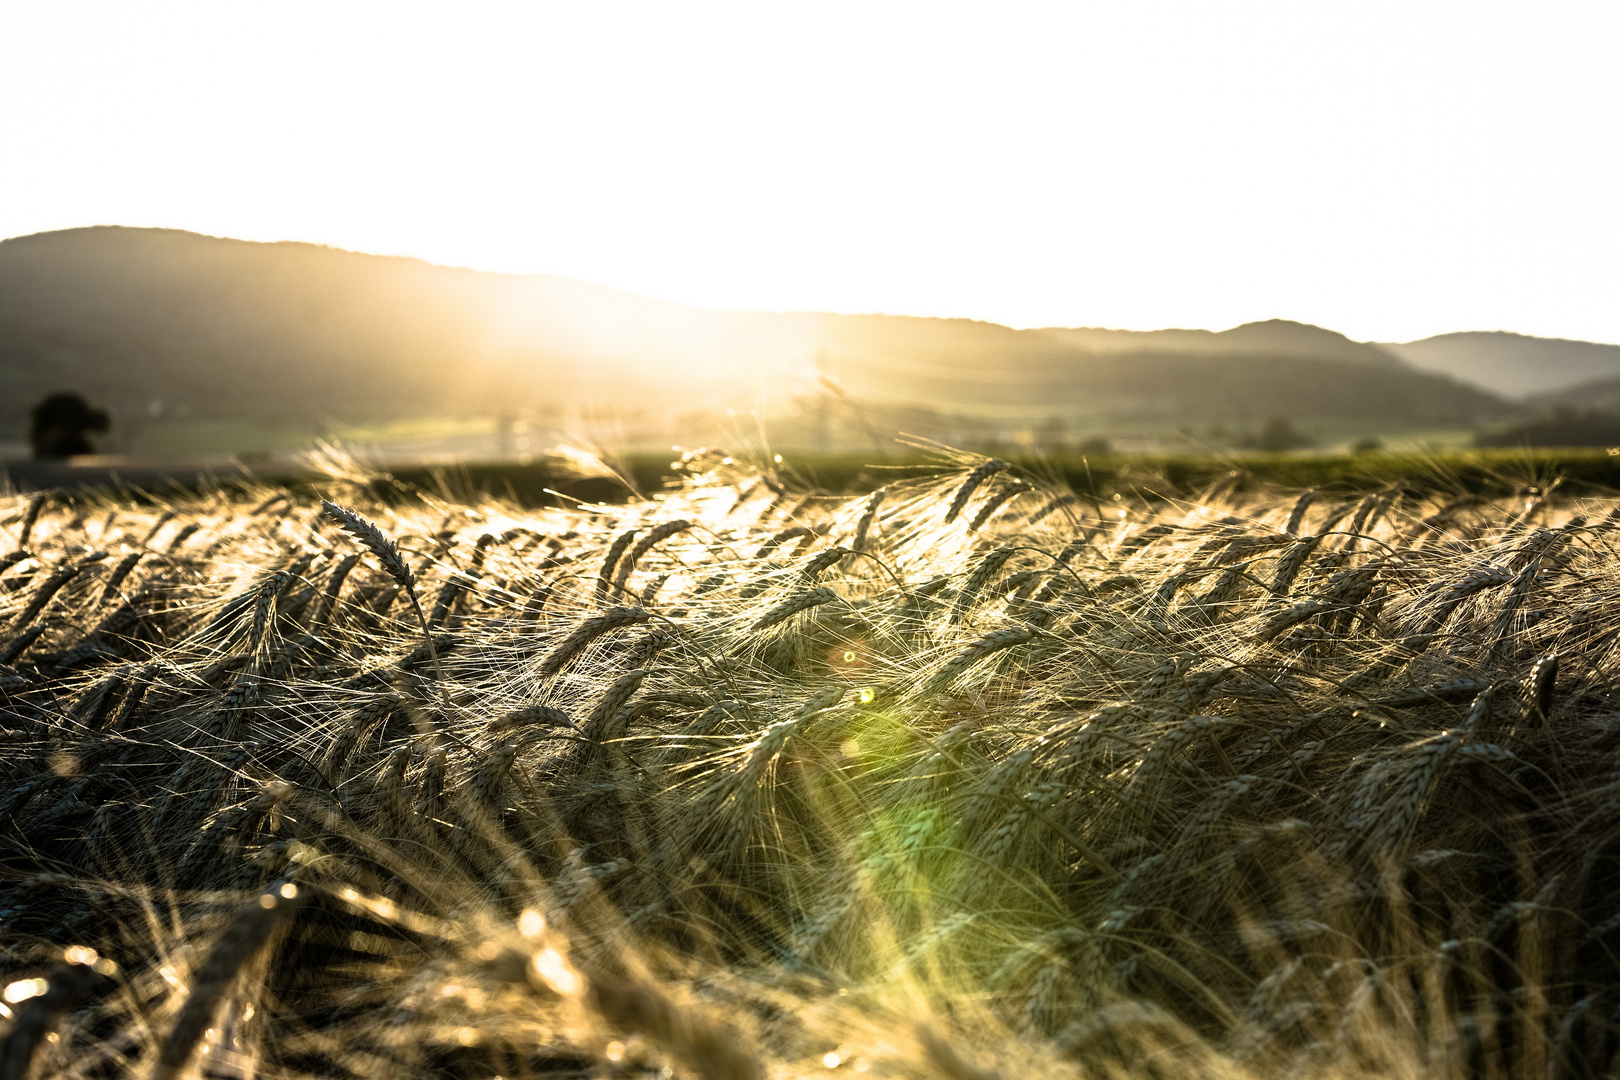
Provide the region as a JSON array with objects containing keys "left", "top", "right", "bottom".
[
  {"left": 613, "top": 519, "right": 691, "bottom": 594},
  {"left": 539, "top": 606, "right": 652, "bottom": 675},
  {"left": 322, "top": 499, "right": 448, "bottom": 704},
  {"left": 944, "top": 459, "right": 1010, "bottom": 524},
  {"left": 752, "top": 586, "right": 839, "bottom": 631},
  {"left": 148, "top": 881, "right": 307, "bottom": 1080},
  {"left": 0, "top": 953, "right": 102, "bottom": 1080},
  {"left": 14, "top": 491, "right": 47, "bottom": 552}
]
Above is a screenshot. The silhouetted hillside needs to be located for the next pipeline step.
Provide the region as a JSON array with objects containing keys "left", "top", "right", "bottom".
[
  {"left": 0, "top": 227, "right": 758, "bottom": 435},
  {"left": 1042, "top": 319, "right": 1405, "bottom": 367},
  {"left": 1476, "top": 405, "right": 1620, "bottom": 448},
  {"left": 1527, "top": 372, "right": 1620, "bottom": 416},
  {"left": 1384, "top": 331, "right": 1620, "bottom": 398},
  {"left": 822, "top": 314, "right": 1498, "bottom": 423},
  {"left": 0, "top": 227, "right": 1513, "bottom": 448}
]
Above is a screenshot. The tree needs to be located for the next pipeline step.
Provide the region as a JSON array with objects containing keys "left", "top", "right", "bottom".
[
  {"left": 1254, "top": 417, "right": 1313, "bottom": 451},
  {"left": 29, "top": 392, "right": 110, "bottom": 459}
]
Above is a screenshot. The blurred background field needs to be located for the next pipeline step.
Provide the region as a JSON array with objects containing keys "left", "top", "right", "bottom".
[{"left": 6, "top": 227, "right": 1620, "bottom": 499}]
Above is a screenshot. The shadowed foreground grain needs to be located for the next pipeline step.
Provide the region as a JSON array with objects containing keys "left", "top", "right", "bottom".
[{"left": 2, "top": 448, "right": 1620, "bottom": 1078}]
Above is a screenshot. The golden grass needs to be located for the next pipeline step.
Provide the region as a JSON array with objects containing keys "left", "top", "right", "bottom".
[{"left": 1, "top": 447, "right": 1618, "bottom": 1078}]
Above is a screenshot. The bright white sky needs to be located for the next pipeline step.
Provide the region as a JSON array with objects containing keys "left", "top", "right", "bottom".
[{"left": 2, "top": 2, "right": 1617, "bottom": 344}]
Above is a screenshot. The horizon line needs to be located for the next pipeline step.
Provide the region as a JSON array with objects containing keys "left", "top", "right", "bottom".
[{"left": 4, "top": 222, "right": 1615, "bottom": 350}]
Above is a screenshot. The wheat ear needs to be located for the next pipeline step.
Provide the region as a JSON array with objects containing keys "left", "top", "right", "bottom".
[
  {"left": 584, "top": 668, "right": 648, "bottom": 752},
  {"left": 597, "top": 528, "right": 640, "bottom": 604},
  {"left": 799, "top": 545, "right": 848, "bottom": 581},
  {"left": 754, "top": 525, "right": 814, "bottom": 559},
  {"left": 96, "top": 551, "right": 144, "bottom": 607},
  {"left": 149, "top": 879, "right": 307, "bottom": 1080},
  {"left": 613, "top": 519, "right": 691, "bottom": 594},
  {"left": 928, "top": 625, "right": 1034, "bottom": 691},
  {"left": 852, "top": 486, "right": 886, "bottom": 551},
  {"left": 138, "top": 508, "right": 176, "bottom": 548},
  {"left": 247, "top": 571, "right": 290, "bottom": 655},
  {"left": 490, "top": 704, "right": 578, "bottom": 734},
  {"left": 944, "top": 459, "right": 1010, "bottom": 523},
  {"left": 1269, "top": 535, "right": 1321, "bottom": 596},
  {"left": 752, "top": 586, "right": 839, "bottom": 631},
  {"left": 0, "top": 953, "right": 103, "bottom": 1079},
  {"left": 13, "top": 491, "right": 48, "bottom": 552},
  {"left": 1284, "top": 488, "right": 1317, "bottom": 534},
  {"left": 321, "top": 499, "right": 447, "bottom": 699},
  {"left": 1524, "top": 652, "right": 1558, "bottom": 722},
  {"left": 968, "top": 479, "right": 1031, "bottom": 532},
  {"left": 951, "top": 545, "right": 1018, "bottom": 624},
  {"left": 312, "top": 552, "right": 362, "bottom": 627},
  {"left": 585, "top": 972, "right": 765, "bottom": 1080},
  {"left": 1026, "top": 492, "right": 1082, "bottom": 526},
  {"left": 539, "top": 606, "right": 652, "bottom": 675},
  {"left": 9, "top": 563, "right": 80, "bottom": 631}
]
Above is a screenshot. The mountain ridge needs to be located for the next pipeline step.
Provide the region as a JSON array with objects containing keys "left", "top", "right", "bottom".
[
  {"left": 1383, "top": 331, "right": 1620, "bottom": 399},
  {"left": 0, "top": 226, "right": 1534, "bottom": 448}
]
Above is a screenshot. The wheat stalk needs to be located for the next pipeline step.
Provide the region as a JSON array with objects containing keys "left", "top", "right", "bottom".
[
  {"left": 968, "top": 479, "right": 1032, "bottom": 532},
  {"left": 612, "top": 519, "right": 691, "bottom": 595},
  {"left": 852, "top": 486, "right": 886, "bottom": 551},
  {"left": 944, "top": 459, "right": 1010, "bottom": 524},
  {"left": 321, "top": 499, "right": 448, "bottom": 701},
  {"left": 951, "top": 545, "right": 1018, "bottom": 624},
  {"left": 539, "top": 606, "right": 652, "bottom": 675},
  {"left": 751, "top": 586, "right": 839, "bottom": 631},
  {"left": 148, "top": 880, "right": 307, "bottom": 1080},
  {"left": 13, "top": 491, "right": 48, "bottom": 552},
  {"left": 0, "top": 953, "right": 102, "bottom": 1079}
]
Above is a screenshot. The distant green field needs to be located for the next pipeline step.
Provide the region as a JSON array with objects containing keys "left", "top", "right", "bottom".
[
  {"left": 16, "top": 446, "right": 1617, "bottom": 507},
  {"left": 371, "top": 447, "right": 1620, "bottom": 506}
]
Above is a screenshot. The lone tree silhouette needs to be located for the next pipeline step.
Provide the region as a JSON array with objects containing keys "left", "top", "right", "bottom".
[
  {"left": 30, "top": 392, "right": 110, "bottom": 459},
  {"left": 1253, "top": 416, "right": 1313, "bottom": 451}
]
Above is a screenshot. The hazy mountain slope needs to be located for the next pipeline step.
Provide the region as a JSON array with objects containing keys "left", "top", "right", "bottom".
[
  {"left": 1524, "top": 374, "right": 1620, "bottom": 415},
  {"left": 819, "top": 328, "right": 1506, "bottom": 424},
  {"left": 1040, "top": 319, "right": 1405, "bottom": 367},
  {"left": 0, "top": 226, "right": 765, "bottom": 428},
  {"left": 1384, "top": 331, "right": 1620, "bottom": 398},
  {"left": 0, "top": 227, "right": 1512, "bottom": 445}
]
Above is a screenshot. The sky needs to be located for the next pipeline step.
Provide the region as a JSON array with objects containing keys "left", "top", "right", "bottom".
[{"left": 2, "top": 2, "right": 1617, "bottom": 345}]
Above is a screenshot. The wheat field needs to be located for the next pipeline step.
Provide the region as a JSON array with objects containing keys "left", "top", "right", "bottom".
[{"left": 1, "top": 448, "right": 1617, "bottom": 1079}]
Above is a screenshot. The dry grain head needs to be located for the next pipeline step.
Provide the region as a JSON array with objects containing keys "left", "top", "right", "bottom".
[
  {"left": 944, "top": 459, "right": 1010, "bottom": 524},
  {"left": 321, "top": 500, "right": 415, "bottom": 591}
]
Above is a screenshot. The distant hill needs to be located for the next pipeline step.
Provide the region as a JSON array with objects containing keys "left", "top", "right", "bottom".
[
  {"left": 0, "top": 227, "right": 1513, "bottom": 450},
  {"left": 1475, "top": 405, "right": 1620, "bottom": 448},
  {"left": 1525, "top": 375, "right": 1620, "bottom": 416},
  {"left": 819, "top": 314, "right": 1503, "bottom": 426},
  {"left": 0, "top": 226, "right": 760, "bottom": 434},
  {"left": 1383, "top": 331, "right": 1620, "bottom": 399},
  {"left": 1041, "top": 320, "right": 1405, "bottom": 368}
]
